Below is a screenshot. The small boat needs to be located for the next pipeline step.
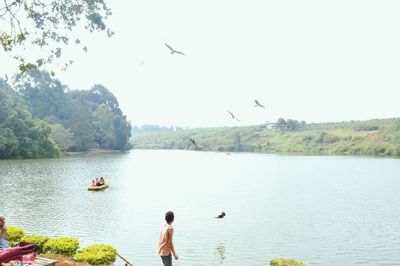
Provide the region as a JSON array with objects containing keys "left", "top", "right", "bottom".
[{"left": 88, "top": 183, "right": 109, "bottom": 191}]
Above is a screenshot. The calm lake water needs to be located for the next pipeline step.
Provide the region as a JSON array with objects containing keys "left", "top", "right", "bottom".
[{"left": 1, "top": 150, "right": 400, "bottom": 266}]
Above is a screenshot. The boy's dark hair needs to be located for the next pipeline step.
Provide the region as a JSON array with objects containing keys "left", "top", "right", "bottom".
[{"left": 165, "top": 211, "right": 174, "bottom": 224}]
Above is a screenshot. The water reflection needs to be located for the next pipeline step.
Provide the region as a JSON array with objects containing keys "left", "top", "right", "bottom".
[{"left": 214, "top": 243, "right": 226, "bottom": 264}]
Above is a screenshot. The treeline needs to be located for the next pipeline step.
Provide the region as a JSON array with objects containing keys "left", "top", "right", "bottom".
[
  {"left": 131, "top": 118, "right": 400, "bottom": 157},
  {"left": 274, "top": 118, "right": 306, "bottom": 131},
  {"left": 0, "top": 70, "right": 131, "bottom": 159}
]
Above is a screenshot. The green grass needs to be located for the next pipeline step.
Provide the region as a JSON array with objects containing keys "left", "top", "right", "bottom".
[{"left": 131, "top": 118, "right": 400, "bottom": 158}]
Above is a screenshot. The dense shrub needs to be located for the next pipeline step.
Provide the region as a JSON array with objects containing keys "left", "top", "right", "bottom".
[
  {"left": 76, "top": 244, "right": 117, "bottom": 265},
  {"left": 43, "top": 237, "right": 79, "bottom": 256},
  {"left": 21, "top": 235, "right": 49, "bottom": 254},
  {"left": 270, "top": 258, "right": 306, "bottom": 266},
  {"left": 6, "top": 226, "right": 25, "bottom": 243}
]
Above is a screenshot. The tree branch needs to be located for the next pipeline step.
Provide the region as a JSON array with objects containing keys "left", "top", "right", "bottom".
[{"left": 2, "top": 0, "right": 23, "bottom": 35}]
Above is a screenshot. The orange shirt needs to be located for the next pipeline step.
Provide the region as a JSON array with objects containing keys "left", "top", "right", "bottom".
[{"left": 158, "top": 224, "right": 173, "bottom": 256}]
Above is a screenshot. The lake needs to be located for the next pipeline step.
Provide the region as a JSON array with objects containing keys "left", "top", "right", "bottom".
[{"left": 1, "top": 150, "right": 400, "bottom": 265}]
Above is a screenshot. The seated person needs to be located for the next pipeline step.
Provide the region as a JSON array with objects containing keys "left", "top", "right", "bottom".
[
  {"left": 0, "top": 216, "right": 9, "bottom": 250},
  {"left": 99, "top": 177, "right": 105, "bottom": 185},
  {"left": 95, "top": 177, "right": 101, "bottom": 186},
  {"left": 91, "top": 180, "right": 96, "bottom": 187}
]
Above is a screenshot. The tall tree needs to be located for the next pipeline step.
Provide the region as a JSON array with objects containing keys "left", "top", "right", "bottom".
[
  {"left": 12, "top": 70, "right": 69, "bottom": 119},
  {"left": 49, "top": 123, "right": 74, "bottom": 151},
  {"left": 0, "top": 93, "right": 59, "bottom": 158},
  {"left": 114, "top": 114, "right": 132, "bottom": 151},
  {"left": 92, "top": 103, "right": 115, "bottom": 149},
  {"left": 64, "top": 99, "right": 95, "bottom": 151},
  {"left": 84, "top": 85, "right": 122, "bottom": 115},
  {"left": 276, "top": 118, "right": 287, "bottom": 130}
]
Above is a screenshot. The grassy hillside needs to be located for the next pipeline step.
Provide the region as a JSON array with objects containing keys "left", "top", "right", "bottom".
[{"left": 131, "top": 118, "right": 400, "bottom": 157}]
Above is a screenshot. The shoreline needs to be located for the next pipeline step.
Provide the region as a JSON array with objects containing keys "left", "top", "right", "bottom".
[
  {"left": 0, "top": 149, "right": 128, "bottom": 161},
  {"left": 64, "top": 149, "right": 127, "bottom": 157},
  {"left": 130, "top": 147, "right": 400, "bottom": 159},
  {"left": 2, "top": 148, "right": 399, "bottom": 161}
]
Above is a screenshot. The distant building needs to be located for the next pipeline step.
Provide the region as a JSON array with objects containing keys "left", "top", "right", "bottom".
[
  {"left": 262, "top": 122, "right": 279, "bottom": 129},
  {"left": 261, "top": 122, "right": 288, "bottom": 130}
]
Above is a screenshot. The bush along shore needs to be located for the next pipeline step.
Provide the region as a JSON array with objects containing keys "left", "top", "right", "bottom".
[{"left": 7, "top": 226, "right": 116, "bottom": 265}]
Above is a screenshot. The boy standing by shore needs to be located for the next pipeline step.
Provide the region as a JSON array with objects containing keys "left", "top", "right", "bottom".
[{"left": 158, "top": 211, "right": 179, "bottom": 266}]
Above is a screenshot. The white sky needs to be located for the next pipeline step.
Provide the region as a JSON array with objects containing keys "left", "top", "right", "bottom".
[{"left": 1, "top": 0, "right": 400, "bottom": 128}]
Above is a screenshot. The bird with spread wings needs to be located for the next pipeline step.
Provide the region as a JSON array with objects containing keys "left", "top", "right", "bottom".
[
  {"left": 228, "top": 111, "right": 240, "bottom": 122},
  {"left": 165, "top": 43, "right": 185, "bottom": 55},
  {"left": 254, "top": 99, "right": 265, "bottom": 108},
  {"left": 189, "top": 138, "right": 199, "bottom": 150}
]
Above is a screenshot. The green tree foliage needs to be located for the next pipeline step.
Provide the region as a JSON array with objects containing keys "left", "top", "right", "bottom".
[
  {"left": 276, "top": 118, "right": 305, "bottom": 131},
  {"left": 49, "top": 123, "right": 74, "bottom": 151},
  {"left": 114, "top": 115, "right": 132, "bottom": 150},
  {"left": 81, "top": 84, "right": 123, "bottom": 115},
  {"left": 1, "top": 70, "right": 132, "bottom": 157},
  {"left": 92, "top": 104, "right": 116, "bottom": 149},
  {"left": 13, "top": 71, "right": 69, "bottom": 119},
  {"left": 0, "top": 85, "right": 60, "bottom": 158},
  {"left": 286, "top": 119, "right": 304, "bottom": 131},
  {"left": 64, "top": 99, "right": 96, "bottom": 151},
  {"left": 276, "top": 118, "right": 287, "bottom": 130},
  {"left": 0, "top": 0, "right": 112, "bottom": 72}
]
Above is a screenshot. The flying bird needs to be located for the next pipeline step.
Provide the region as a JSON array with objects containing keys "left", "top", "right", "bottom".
[
  {"left": 165, "top": 43, "right": 185, "bottom": 55},
  {"left": 228, "top": 111, "right": 240, "bottom": 122},
  {"left": 188, "top": 138, "right": 203, "bottom": 151},
  {"left": 254, "top": 99, "right": 265, "bottom": 108},
  {"left": 189, "top": 138, "right": 199, "bottom": 150},
  {"left": 215, "top": 212, "right": 226, "bottom": 219}
]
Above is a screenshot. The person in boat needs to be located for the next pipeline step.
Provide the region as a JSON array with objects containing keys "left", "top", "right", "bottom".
[
  {"left": 91, "top": 180, "right": 96, "bottom": 187},
  {"left": 94, "top": 177, "right": 106, "bottom": 187},
  {"left": 158, "top": 211, "right": 179, "bottom": 266},
  {"left": 0, "top": 216, "right": 9, "bottom": 250}
]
